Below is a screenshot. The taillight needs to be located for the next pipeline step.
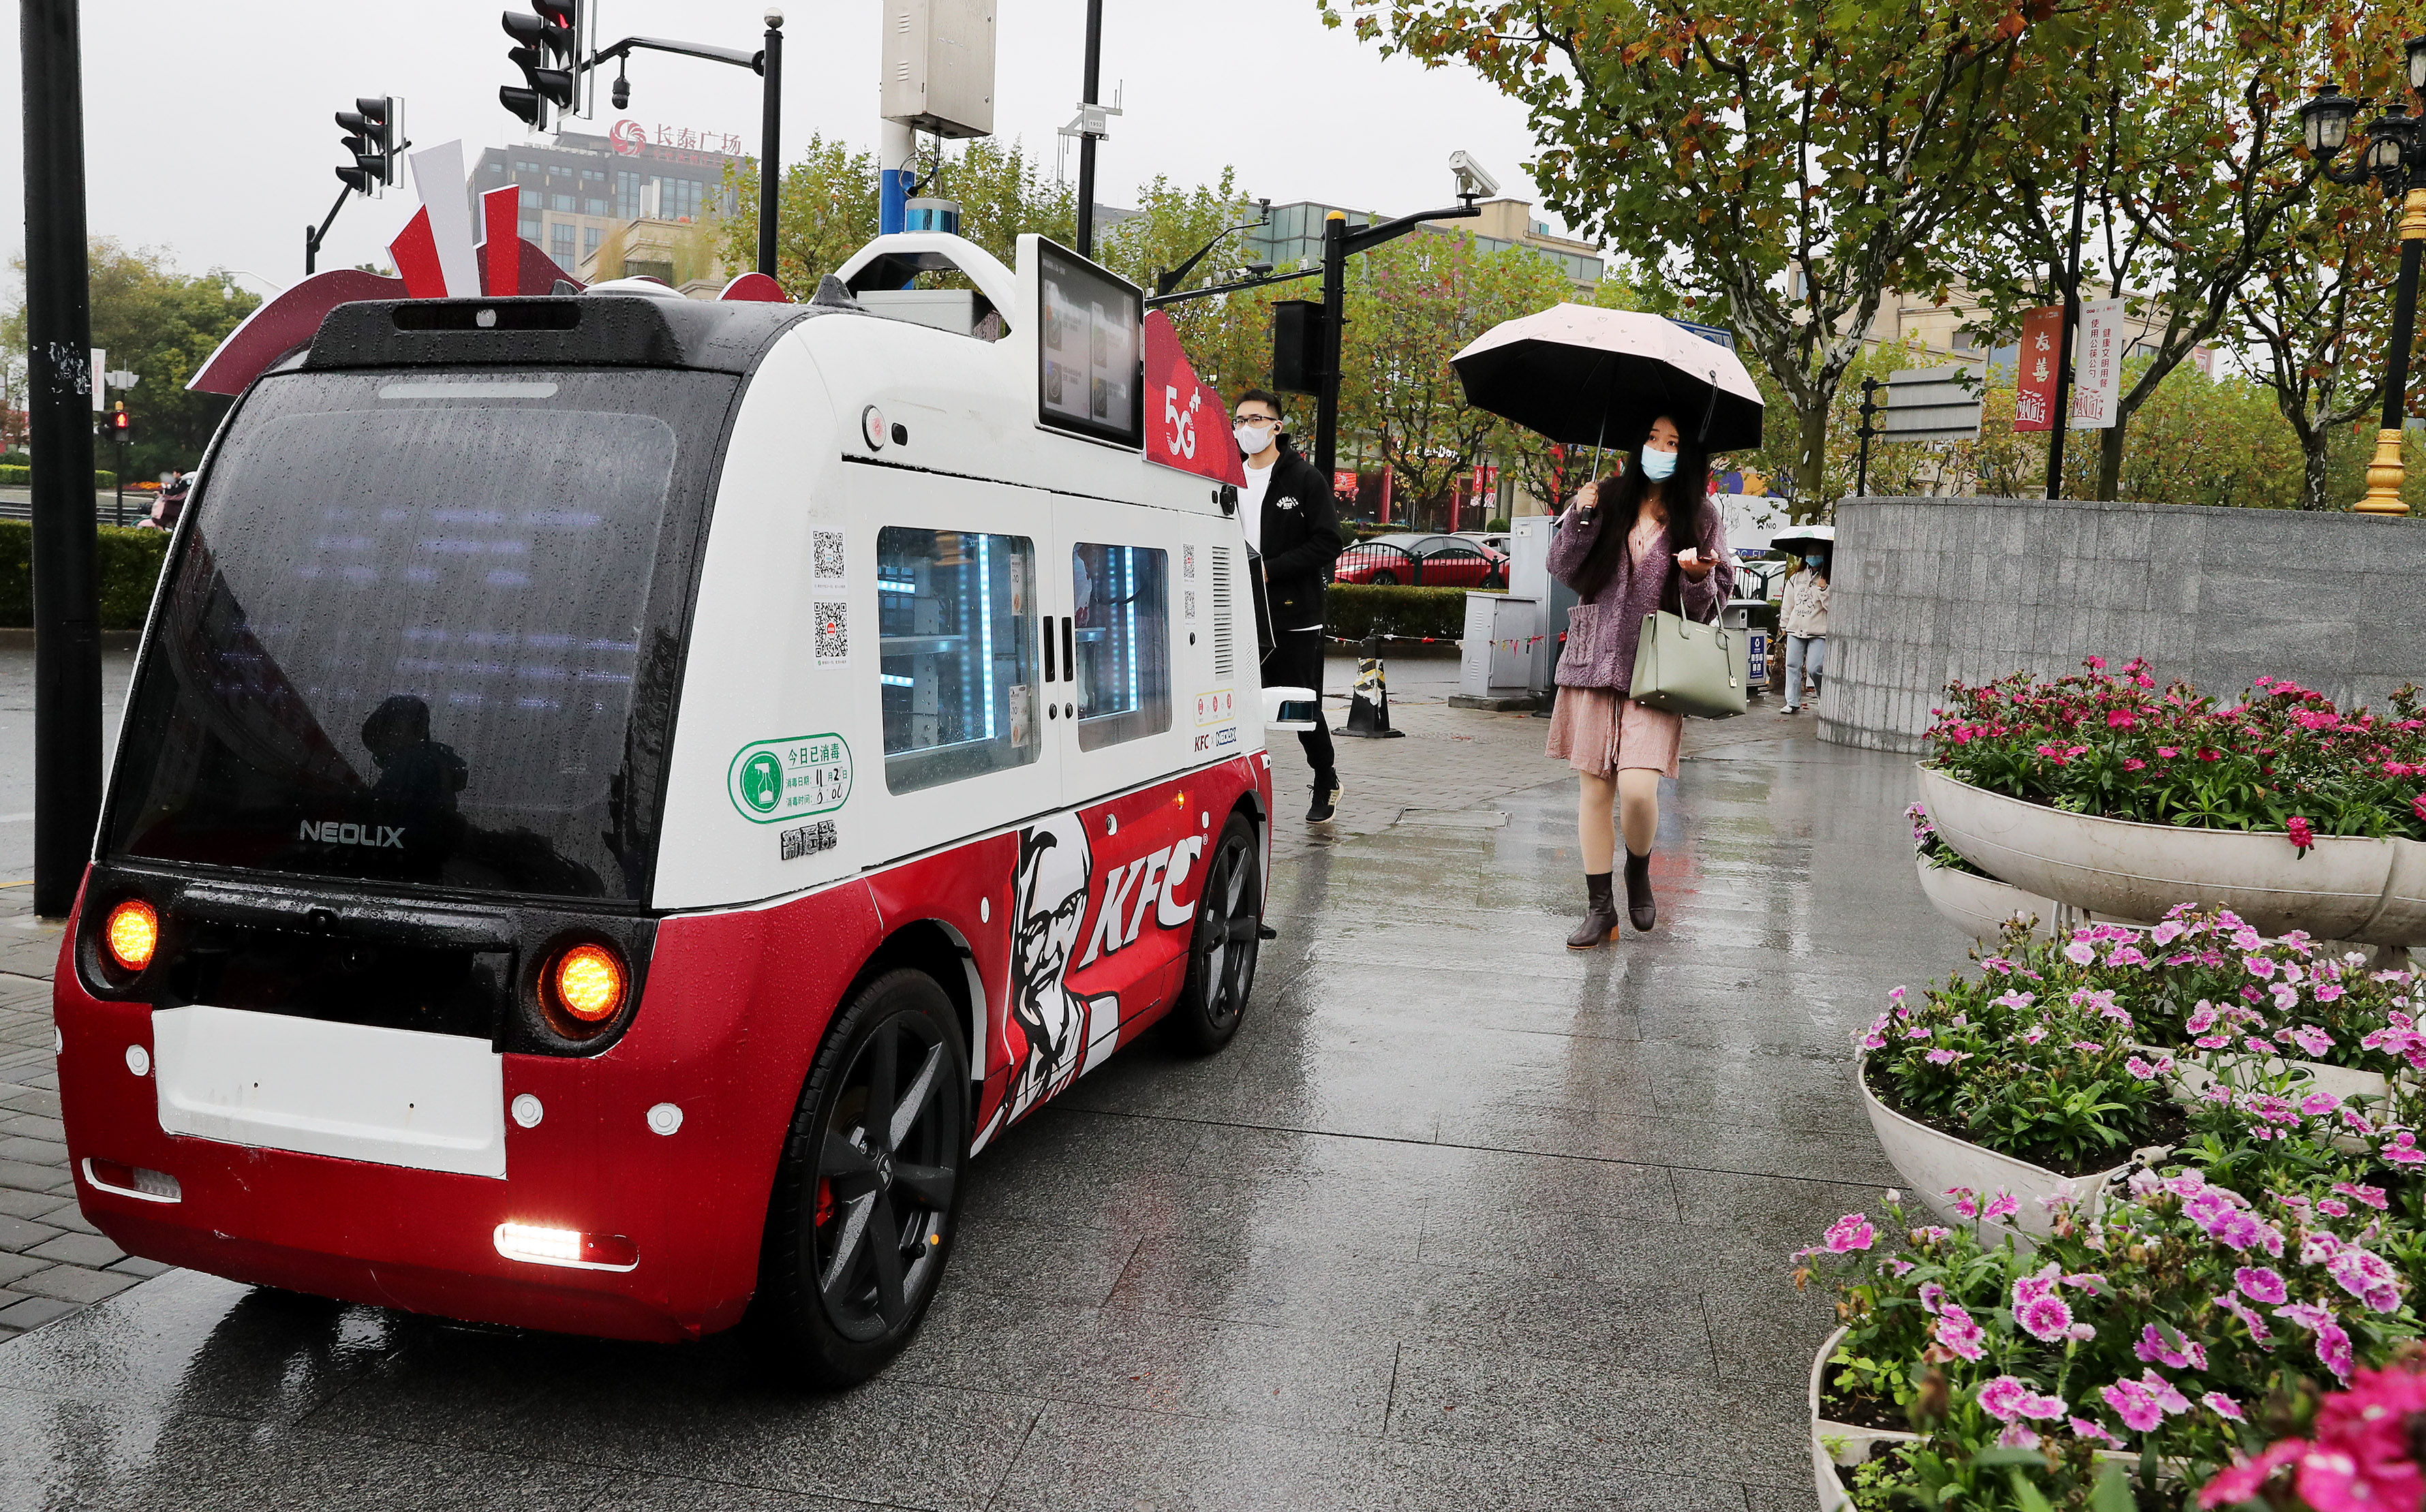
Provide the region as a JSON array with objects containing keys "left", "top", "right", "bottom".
[
  {"left": 104, "top": 899, "right": 158, "bottom": 974},
  {"left": 538, "top": 940, "right": 629, "bottom": 1037},
  {"left": 493, "top": 1222, "right": 638, "bottom": 1272}
]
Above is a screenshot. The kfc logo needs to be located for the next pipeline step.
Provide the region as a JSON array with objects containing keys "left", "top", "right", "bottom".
[{"left": 609, "top": 119, "right": 647, "bottom": 155}]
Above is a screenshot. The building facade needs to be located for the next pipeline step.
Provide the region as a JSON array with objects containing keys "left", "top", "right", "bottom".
[{"left": 468, "top": 121, "right": 747, "bottom": 283}]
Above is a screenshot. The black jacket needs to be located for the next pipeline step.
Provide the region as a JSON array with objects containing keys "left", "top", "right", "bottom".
[{"left": 1250, "top": 438, "right": 1341, "bottom": 630}]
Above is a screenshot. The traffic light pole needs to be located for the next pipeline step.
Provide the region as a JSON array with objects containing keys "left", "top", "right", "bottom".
[
  {"left": 582, "top": 29, "right": 782, "bottom": 277},
  {"left": 1313, "top": 199, "right": 1481, "bottom": 478},
  {"left": 303, "top": 183, "right": 351, "bottom": 277},
  {"left": 1074, "top": 0, "right": 1103, "bottom": 257},
  {"left": 20, "top": 0, "right": 104, "bottom": 918}
]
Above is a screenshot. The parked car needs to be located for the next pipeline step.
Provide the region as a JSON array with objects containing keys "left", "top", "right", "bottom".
[
  {"left": 1334, "top": 532, "right": 1507, "bottom": 587},
  {"left": 1454, "top": 530, "right": 1511, "bottom": 557}
]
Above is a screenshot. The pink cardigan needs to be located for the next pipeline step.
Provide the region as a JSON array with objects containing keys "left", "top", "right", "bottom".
[{"left": 1546, "top": 502, "right": 1732, "bottom": 694}]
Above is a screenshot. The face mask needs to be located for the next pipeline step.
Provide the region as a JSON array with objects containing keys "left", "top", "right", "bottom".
[
  {"left": 1805, "top": 554, "right": 1825, "bottom": 570},
  {"left": 1638, "top": 445, "right": 1678, "bottom": 481},
  {"left": 1235, "top": 421, "right": 1275, "bottom": 453}
]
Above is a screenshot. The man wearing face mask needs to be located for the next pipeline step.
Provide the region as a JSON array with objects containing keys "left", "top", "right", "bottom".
[
  {"left": 1778, "top": 547, "right": 1829, "bottom": 714},
  {"left": 1234, "top": 388, "right": 1344, "bottom": 822}
]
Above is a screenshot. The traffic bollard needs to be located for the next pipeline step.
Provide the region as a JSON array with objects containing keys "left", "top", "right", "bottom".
[{"left": 1334, "top": 634, "right": 1406, "bottom": 739}]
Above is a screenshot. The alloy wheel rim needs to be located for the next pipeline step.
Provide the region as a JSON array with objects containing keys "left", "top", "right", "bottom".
[
  {"left": 1195, "top": 834, "right": 1259, "bottom": 1028},
  {"left": 812, "top": 1015, "right": 959, "bottom": 1342}
]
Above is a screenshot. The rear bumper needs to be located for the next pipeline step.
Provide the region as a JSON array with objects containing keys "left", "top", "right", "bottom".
[{"left": 53, "top": 880, "right": 884, "bottom": 1344}]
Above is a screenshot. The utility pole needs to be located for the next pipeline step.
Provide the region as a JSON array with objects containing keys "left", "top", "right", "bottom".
[
  {"left": 2044, "top": 168, "right": 2087, "bottom": 500},
  {"left": 1074, "top": 0, "right": 1103, "bottom": 256},
  {"left": 20, "top": 0, "right": 104, "bottom": 918},
  {"left": 757, "top": 10, "right": 781, "bottom": 277}
]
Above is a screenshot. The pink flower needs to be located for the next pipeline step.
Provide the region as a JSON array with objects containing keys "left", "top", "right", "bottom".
[
  {"left": 2316, "top": 1320, "right": 2355, "bottom": 1383},
  {"left": 1977, "top": 1376, "right": 2033, "bottom": 1421},
  {"left": 2108, "top": 709, "right": 2138, "bottom": 729},
  {"left": 2219, "top": 1292, "right": 2272, "bottom": 1340},
  {"left": 2245, "top": 954, "right": 2278, "bottom": 981},
  {"left": 2136, "top": 1324, "right": 2208, "bottom": 1370},
  {"left": 2415, "top": 792, "right": 2425, "bottom": 823},
  {"left": 1933, "top": 1303, "right": 1985, "bottom": 1361},
  {"left": 2065, "top": 938, "right": 2097, "bottom": 965},
  {"left": 1821, "top": 1214, "right": 1875, "bottom": 1253},
  {"left": 1991, "top": 989, "right": 2036, "bottom": 1010},
  {"left": 1903, "top": 1025, "right": 1934, "bottom": 1039},
  {"left": 1949, "top": 1188, "right": 1980, "bottom": 1219},
  {"left": 2204, "top": 1391, "right": 2245, "bottom": 1422},
  {"left": 2287, "top": 816, "right": 2316, "bottom": 852},
  {"left": 1982, "top": 1190, "right": 2020, "bottom": 1223},
  {"left": 1996, "top": 1423, "right": 2041, "bottom": 1449},
  {"left": 2016, "top": 1293, "right": 2076, "bottom": 1342},
  {"left": 2326, "top": 1248, "right": 2403, "bottom": 1314},
  {"left": 2333, "top": 1182, "right": 2388, "bottom": 1212},
  {"left": 2157, "top": 747, "right": 2179, "bottom": 758},
  {"left": 2103, "top": 1377, "right": 2166, "bottom": 1433},
  {"left": 2235, "top": 1267, "right": 2289, "bottom": 1305},
  {"left": 1918, "top": 1282, "right": 1944, "bottom": 1314},
  {"left": 2070, "top": 1416, "right": 2118, "bottom": 1445},
  {"left": 2288, "top": 1025, "right": 2335, "bottom": 1057},
  {"left": 2125, "top": 1055, "right": 2161, "bottom": 1081},
  {"left": 1924, "top": 1047, "right": 1959, "bottom": 1065},
  {"left": 2199, "top": 1440, "right": 2305, "bottom": 1507}
]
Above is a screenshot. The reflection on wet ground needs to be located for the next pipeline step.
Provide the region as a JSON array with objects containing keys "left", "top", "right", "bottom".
[{"left": 0, "top": 730, "right": 1957, "bottom": 1512}]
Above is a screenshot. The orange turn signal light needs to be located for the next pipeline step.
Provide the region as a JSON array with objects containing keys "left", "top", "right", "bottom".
[
  {"left": 552, "top": 942, "right": 627, "bottom": 1023},
  {"left": 104, "top": 899, "right": 158, "bottom": 973}
]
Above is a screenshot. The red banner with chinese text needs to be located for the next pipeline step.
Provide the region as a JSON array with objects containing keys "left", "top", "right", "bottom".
[{"left": 2013, "top": 305, "right": 2063, "bottom": 432}]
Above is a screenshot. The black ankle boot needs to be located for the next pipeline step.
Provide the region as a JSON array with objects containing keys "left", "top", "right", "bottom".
[
  {"left": 1623, "top": 850, "right": 1655, "bottom": 931},
  {"left": 1566, "top": 871, "right": 1620, "bottom": 950}
]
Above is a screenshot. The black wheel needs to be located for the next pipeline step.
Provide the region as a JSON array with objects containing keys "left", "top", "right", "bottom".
[
  {"left": 748, "top": 968, "right": 968, "bottom": 1386},
  {"left": 1371, "top": 570, "right": 1398, "bottom": 585},
  {"left": 1170, "top": 812, "right": 1262, "bottom": 1053}
]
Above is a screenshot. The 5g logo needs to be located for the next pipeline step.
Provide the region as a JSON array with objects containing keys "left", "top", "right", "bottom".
[{"left": 1164, "top": 384, "right": 1200, "bottom": 460}]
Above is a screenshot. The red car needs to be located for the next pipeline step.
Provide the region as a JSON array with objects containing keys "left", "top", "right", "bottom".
[{"left": 1332, "top": 532, "right": 1507, "bottom": 587}]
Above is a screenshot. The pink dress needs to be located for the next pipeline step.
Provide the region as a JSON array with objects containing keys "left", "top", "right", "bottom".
[{"left": 1544, "top": 514, "right": 1685, "bottom": 779}]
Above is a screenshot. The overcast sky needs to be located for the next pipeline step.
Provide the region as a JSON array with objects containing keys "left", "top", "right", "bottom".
[{"left": 1, "top": 1, "right": 1571, "bottom": 292}]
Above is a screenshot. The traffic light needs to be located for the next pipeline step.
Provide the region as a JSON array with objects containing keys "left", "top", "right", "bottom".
[
  {"left": 335, "top": 96, "right": 401, "bottom": 195},
  {"left": 107, "top": 404, "right": 132, "bottom": 440},
  {"left": 1272, "top": 300, "right": 1329, "bottom": 395},
  {"left": 501, "top": 1, "right": 580, "bottom": 129}
]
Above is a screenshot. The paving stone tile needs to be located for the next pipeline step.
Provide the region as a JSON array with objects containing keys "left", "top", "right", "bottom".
[
  {"left": 583, "top": 1472, "right": 899, "bottom": 1512},
  {"left": 0, "top": 1157, "right": 70, "bottom": 1194},
  {"left": 987, "top": 1399, "right": 1385, "bottom": 1512},
  {"left": 27, "top": 1230, "right": 124, "bottom": 1267},
  {"left": 0, "top": 1248, "right": 48, "bottom": 1287},
  {"left": 0, "top": 1212, "right": 63, "bottom": 1250},
  {"left": 105, "top": 1254, "right": 175, "bottom": 1278},
  {"left": 0, "top": 1135, "right": 66, "bottom": 1165},
  {"left": 1369, "top": 1440, "right": 1755, "bottom": 1512},
  {"left": 12, "top": 1263, "right": 139, "bottom": 1303},
  {"left": 0, "top": 1294, "right": 78, "bottom": 1331}
]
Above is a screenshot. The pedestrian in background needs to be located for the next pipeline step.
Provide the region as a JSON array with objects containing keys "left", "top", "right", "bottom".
[
  {"left": 1234, "top": 388, "right": 1345, "bottom": 823},
  {"left": 1544, "top": 414, "right": 1732, "bottom": 949},
  {"left": 144, "top": 470, "right": 188, "bottom": 531},
  {"left": 1779, "top": 548, "right": 1828, "bottom": 714}
]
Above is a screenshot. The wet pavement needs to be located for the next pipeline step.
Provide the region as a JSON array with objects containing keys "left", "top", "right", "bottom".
[{"left": 0, "top": 681, "right": 1956, "bottom": 1511}]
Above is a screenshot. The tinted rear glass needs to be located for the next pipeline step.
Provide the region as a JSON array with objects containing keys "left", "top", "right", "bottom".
[{"left": 106, "top": 368, "right": 739, "bottom": 902}]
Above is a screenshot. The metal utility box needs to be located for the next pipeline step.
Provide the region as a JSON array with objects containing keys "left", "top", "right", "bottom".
[
  {"left": 1721, "top": 599, "right": 1768, "bottom": 698},
  {"left": 880, "top": 0, "right": 998, "bottom": 140},
  {"left": 1459, "top": 593, "right": 1537, "bottom": 700},
  {"left": 1509, "top": 514, "right": 1577, "bottom": 696}
]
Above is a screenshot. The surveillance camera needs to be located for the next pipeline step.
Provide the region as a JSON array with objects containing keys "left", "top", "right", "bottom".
[
  {"left": 1449, "top": 151, "right": 1500, "bottom": 199},
  {"left": 611, "top": 75, "right": 630, "bottom": 109}
]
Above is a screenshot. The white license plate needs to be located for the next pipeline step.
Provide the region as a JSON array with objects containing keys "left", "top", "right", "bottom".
[{"left": 151, "top": 1006, "right": 506, "bottom": 1178}]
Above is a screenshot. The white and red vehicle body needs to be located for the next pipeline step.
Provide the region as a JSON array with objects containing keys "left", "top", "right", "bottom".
[{"left": 54, "top": 232, "right": 1278, "bottom": 1343}]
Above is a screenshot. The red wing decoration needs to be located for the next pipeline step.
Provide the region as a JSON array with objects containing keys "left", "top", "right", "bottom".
[
  {"left": 1142, "top": 311, "right": 1246, "bottom": 487},
  {"left": 187, "top": 270, "right": 405, "bottom": 396},
  {"left": 388, "top": 207, "right": 447, "bottom": 300},
  {"left": 717, "top": 273, "right": 791, "bottom": 303},
  {"left": 480, "top": 186, "right": 521, "bottom": 296}
]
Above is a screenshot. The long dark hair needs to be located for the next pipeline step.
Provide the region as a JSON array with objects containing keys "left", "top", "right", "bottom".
[{"left": 1569, "top": 426, "right": 1713, "bottom": 604}]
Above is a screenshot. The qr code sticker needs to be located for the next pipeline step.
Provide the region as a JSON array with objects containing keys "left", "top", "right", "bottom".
[
  {"left": 1183, "top": 544, "right": 1196, "bottom": 580},
  {"left": 1184, "top": 589, "right": 1197, "bottom": 622},
  {"left": 780, "top": 818, "right": 838, "bottom": 861},
  {"left": 814, "top": 602, "right": 848, "bottom": 663},
  {"left": 812, "top": 530, "right": 846, "bottom": 584}
]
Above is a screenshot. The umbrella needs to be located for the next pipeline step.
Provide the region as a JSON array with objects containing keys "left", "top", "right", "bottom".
[
  {"left": 1768, "top": 523, "right": 1834, "bottom": 557},
  {"left": 1451, "top": 305, "right": 1765, "bottom": 469}
]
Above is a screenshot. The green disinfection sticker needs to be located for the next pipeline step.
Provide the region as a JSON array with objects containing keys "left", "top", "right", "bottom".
[{"left": 727, "top": 734, "right": 854, "bottom": 824}]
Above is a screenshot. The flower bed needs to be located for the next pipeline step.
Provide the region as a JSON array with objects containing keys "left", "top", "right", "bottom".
[
  {"left": 1918, "top": 662, "right": 2426, "bottom": 946},
  {"left": 1818, "top": 897, "right": 2425, "bottom": 1509}
]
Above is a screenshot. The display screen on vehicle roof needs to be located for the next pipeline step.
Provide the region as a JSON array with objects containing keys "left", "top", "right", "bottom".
[
  {"left": 104, "top": 367, "right": 739, "bottom": 903},
  {"left": 1035, "top": 238, "right": 1142, "bottom": 448}
]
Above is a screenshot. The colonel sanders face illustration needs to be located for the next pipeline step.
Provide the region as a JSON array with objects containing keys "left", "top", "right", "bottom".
[{"left": 988, "top": 812, "right": 1116, "bottom": 1141}]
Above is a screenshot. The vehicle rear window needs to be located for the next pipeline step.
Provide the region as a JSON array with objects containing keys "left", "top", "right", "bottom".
[{"left": 105, "top": 368, "right": 739, "bottom": 902}]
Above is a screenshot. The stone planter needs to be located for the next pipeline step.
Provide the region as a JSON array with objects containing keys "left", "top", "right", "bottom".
[
  {"left": 1811, "top": 1325, "right": 1916, "bottom": 1512},
  {"left": 1916, "top": 765, "right": 2426, "bottom": 947},
  {"left": 1913, "top": 854, "right": 2062, "bottom": 941},
  {"left": 1856, "top": 1051, "right": 2130, "bottom": 1237}
]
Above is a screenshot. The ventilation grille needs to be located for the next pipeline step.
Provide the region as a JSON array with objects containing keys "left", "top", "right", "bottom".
[{"left": 1210, "top": 546, "right": 1234, "bottom": 679}]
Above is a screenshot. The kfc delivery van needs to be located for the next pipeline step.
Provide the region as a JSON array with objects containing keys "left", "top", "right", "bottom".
[{"left": 51, "top": 232, "right": 1304, "bottom": 1384}]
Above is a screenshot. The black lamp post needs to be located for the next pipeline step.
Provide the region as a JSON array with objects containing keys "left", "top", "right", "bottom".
[{"left": 2299, "top": 36, "right": 2426, "bottom": 516}]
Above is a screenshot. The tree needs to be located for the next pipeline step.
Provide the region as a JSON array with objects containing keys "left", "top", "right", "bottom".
[
  {"left": 1321, "top": 0, "right": 2093, "bottom": 509},
  {"left": 1954, "top": 0, "right": 2423, "bottom": 502},
  {"left": 1096, "top": 169, "right": 1270, "bottom": 391},
  {"left": 1338, "top": 232, "right": 1575, "bottom": 510},
  {"left": 720, "top": 135, "right": 1072, "bottom": 300},
  {"left": 2237, "top": 182, "right": 2397, "bottom": 510},
  {"left": 7, "top": 241, "right": 261, "bottom": 476}
]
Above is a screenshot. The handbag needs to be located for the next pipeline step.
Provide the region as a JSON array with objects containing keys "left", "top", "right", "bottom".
[{"left": 1627, "top": 565, "right": 1745, "bottom": 720}]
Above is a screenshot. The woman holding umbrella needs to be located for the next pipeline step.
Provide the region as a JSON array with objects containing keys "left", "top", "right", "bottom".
[
  {"left": 1544, "top": 418, "right": 1732, "bottom": 946},
  {"left": 1449, "top": 304, "right": 1761, "bottom": 948}
]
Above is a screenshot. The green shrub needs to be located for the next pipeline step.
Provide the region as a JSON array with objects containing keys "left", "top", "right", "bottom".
[
  {"left": 0, "top": 465, "right": 116, "bottom": 489},
  {"left": 1325, "top": 584, "right": 1484, "bottom": 645},
  {"left": 0, "top": 521, "right": 170, "bottom": 629}
]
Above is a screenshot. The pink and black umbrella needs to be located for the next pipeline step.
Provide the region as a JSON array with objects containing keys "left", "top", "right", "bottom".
[{"left": 1451, "top": 304, "right": 1764, "bottom": 461}]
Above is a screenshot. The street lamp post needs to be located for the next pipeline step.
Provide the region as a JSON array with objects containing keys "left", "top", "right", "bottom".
[{"left": 2298, "top": 40, "right": 2426, "bottom": 516}]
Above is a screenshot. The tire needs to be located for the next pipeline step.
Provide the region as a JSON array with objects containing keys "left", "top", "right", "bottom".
[
  {"left": 748, "top": 968, "right": 969, "bottom": 1387},
  {"left": 1169, "top": 812, "right": 1263, "bottom": 1053},
  {"left": 1372, "top": 570, "right": 1398, "bottom": 586}
]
